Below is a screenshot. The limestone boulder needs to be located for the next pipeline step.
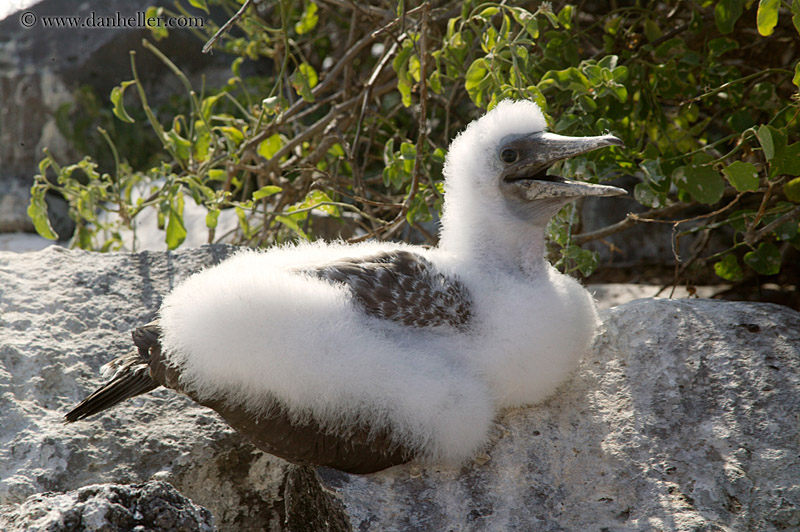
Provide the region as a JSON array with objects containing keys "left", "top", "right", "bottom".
[
  {"left": 0, "top": 246, "right": 798, "bottom": 531},
  {"left": 0, "top": 481, "right": 215, "bottom": 532}
]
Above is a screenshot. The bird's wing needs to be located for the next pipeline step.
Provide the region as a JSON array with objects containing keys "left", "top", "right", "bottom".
[{"left": 304, "top": 250, "right": 472, "bottom": 330}]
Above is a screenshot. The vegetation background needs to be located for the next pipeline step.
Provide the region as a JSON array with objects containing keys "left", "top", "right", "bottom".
[{"left": 29, "top": 0, "right": 800, "bottom": 308}]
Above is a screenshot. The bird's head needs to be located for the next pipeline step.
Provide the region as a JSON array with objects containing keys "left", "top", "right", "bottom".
[{"left": 439, "top": 100, "right": 626, "bottom": 264}]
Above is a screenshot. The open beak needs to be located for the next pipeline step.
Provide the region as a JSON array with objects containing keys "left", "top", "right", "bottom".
[{"left": 501, "top": 132, "right": 627, "bottom": 200}]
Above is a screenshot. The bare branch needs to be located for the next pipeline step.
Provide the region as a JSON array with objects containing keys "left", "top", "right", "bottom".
[
  {"left": 202, "top": 0, "right": 254, "bottom": 54},
  {"left": 753, "top": 205, "right": 800, "bottom": 243},
  {"left": 572, "top": 202, "right": 690, "bottom": 245}
]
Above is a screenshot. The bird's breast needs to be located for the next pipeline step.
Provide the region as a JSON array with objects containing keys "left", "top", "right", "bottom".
[{"left": 464, "top": 266, "right": 600, "bottom": 408}]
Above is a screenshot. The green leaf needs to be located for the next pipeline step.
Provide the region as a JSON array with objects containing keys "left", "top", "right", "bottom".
[
  {"left": 295, "top": 2, "right": 319, "bottom": 35},
  {"left": 714, "top": 254, "right": 744, "bottom": 281},
  {"left": 253, "top": 185, "right": 283, "bottom": 200},
  {"left": 217, "top": 126, "right": 244, "bottom": 146},
  {"left": 776, "top": 219, "right": 798, "bottom": 240},
  {"left": 794, "top": 61, "right": 800, "bottom": 89},
  {"left": 77, "top": 224, "right": 92, "bottom": 249},
  {"left": 714, "top": 0, "right": 745, "bottom": 34},
  {"left": 231, "top": 56, "right": 244, "bottom": 78},
  {"left": 644, "top": 18, "right": 662, "bottom": 42},
  {"left": 510, "top": 7, "right": 539, "bottom": 39},
  {"left": 257, "top": 134, "right": 284, "bottom": 160},
  {"left": 200, "top": 93, "right": 223, "bottom": 121},
  {"left": 164, "top": 129, "right": 193, "bottom": 162},
  {"left": 793, "top": 0, "right": 800, "bottom": 34},
  {"left": 722, "top": 161, "right": 760, "bottom": 192},
  {"left": 428, "top": 70, "right": 442, "bottom": 94},
  {"left": 393, "top": 40, "right": 414, "bottom": 85},
  {"left": 208, "top": 169, "right": 227, "bottom": 182},
  {"left": 785, "top": 177, "right": 800, "bottom": 203},
  {"left": 640, "top": 159, "right": 668, "bottom": 187},
  {"left": 397, "top": 80, "right": 412, "bottom": 108},
  {"left": 27, "top": 187, "right": 58, "bottom": 240},
  {"left": 188, "top": 0, "right": 209, "bottom": 13},
  {"left": 757, "top": 125, "right": 775, "bottom": 160},
  {"left": 235, "top": 206, "right": 251, "bottom": 239},
  {"left": 557, "top": 5, "right": 574, "bottom": 29},
  {"left": 634, "top": 182, "right": 666, "bottom": 208},
  {"left": 607, "top": 82, "right": 628, "bottom": 103},
  {"left": 110, "top": 81, "right": 136, "bottom": 123},
  {"left": 291, "top": 63, "right": 318, "bottom": 102},
  {"left": 205, "top": 208, "right": 219, "bottom": 229},
  {"left": 275, "top": 214, "right": 309, "bottom": 239},
  {"left": 294, "top": 190, "right": 340, "bottom": 217},
  {"left": 166, "top": 194, "right": 187, "bottom": 250},
  {"left": 525, "top": 85, "right": 547, "bottom": 110},
  {"left": 539, "top": 67, "right": 591, "bottom": 94},
  {"left": 708, "top": 37, "right": 739, "bottom": 57},
  {"left": 563, "top": 245, "right": 599, "bottom": 276},
  {"left": 772, "top": 144, "right": 800, "bottom": 177},
  {"left": 262, "top": 96, "right": 288, "bottom": 115},
  {"left": 542, "top": 7, "right": 560, "bottom": 28},
  {"left": 743, "top": 242, "right": 781, "bottom": 275},
  {"left": 672, "top": 154, "right": 725, "bottom": 204},
  {"left": 400, "top": 141, "right": 417, "bottom": 161},
  {"left": 477, "top": 6, "right": 499, "bottom": 19},
  {"left": 393, "top": 40, "right": 415, "bottom": 107},
  {"left": 756, "top": 0, "right": 779, "bottom": 36},
  {"left": 145, "top": 6, "right": 168, "bottom": 40},
  {"left": 465, "top": 58, "right": 491, "bottom": 107},
  {"left": 406, "top": 191, "right": 431, "bottom": 224},
  {"left": 300, "top": 63, "right": 318, "bottom": 88}
]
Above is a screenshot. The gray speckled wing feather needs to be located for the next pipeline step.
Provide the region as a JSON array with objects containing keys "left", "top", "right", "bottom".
[{"left": 306, "top": 250, "right": 472, "bottom": 330}]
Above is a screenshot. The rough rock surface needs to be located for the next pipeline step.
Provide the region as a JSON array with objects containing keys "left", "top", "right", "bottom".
[
  {"left": 0, "top": 481, "right": 215, "bottom": 532},
  {"left": 1, "top": 246, "right": 798, "bottom": 531},
  {"left": 322, "top": 298, "right": 800, "bottom": 531}
]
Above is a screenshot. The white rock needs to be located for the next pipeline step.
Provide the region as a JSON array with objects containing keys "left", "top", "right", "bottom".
[
  {"left": 323, "top": 298, "right": 800, "bottom": 530},
  {"left": 0, "top": 246, "right": 797, "bottom": 531},
  {"left": 0, "top": 481, "right": 215, "bottom": 531}
]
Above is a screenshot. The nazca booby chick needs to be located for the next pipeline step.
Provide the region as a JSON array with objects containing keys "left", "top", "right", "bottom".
[{"left": 65, "top": 100, "right": 625, "bottom": 474}]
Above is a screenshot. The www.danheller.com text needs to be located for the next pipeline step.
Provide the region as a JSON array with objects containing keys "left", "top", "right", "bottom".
[{"left": 19, "top": 10, "right": 204, "bottom": 29}]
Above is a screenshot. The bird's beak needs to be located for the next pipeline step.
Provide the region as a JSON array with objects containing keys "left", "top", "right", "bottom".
[{"left": 501, "top": 132, "right": 627, "bottom": 200}]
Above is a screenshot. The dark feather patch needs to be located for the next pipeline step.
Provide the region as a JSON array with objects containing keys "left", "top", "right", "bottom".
[
  {"left": 305, "top": 250, "right": 472, "bottom": 330},
  {"left": 64, "top": 322, "right": 162, "bottom": 422}
]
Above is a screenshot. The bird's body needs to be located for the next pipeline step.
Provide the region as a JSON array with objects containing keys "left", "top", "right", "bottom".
[{"left": 65, "top": 100, "right": 625, "bottom": 473}]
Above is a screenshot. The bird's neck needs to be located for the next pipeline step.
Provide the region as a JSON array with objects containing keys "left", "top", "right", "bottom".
[{"left": 439, "top": 222, "right": 548, "bottom": 277}]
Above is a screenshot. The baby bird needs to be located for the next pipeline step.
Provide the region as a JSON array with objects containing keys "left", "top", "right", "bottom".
[{"left": 65, "top": 100, "right": 625, "bottom": 474}]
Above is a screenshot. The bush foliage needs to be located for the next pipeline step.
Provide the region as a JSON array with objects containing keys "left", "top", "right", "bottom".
[{"left": 30, "top": 0, "right": 800, "bottom": 286}]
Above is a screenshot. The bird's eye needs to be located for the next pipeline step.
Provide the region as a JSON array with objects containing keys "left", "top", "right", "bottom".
[{"left": 500, "top": 148, "right": 518, "bottom": 163}]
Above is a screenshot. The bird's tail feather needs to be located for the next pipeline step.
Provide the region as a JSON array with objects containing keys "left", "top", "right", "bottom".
[
  {"left": 65, "top": 321, "right": 163, "bottom": 422},
  {"left": 64, "top": 362, "right": 158, "bottom": 422}
]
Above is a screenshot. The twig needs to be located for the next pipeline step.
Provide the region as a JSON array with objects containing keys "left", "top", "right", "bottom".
[
  {"left": 745, "top": 180, "right": 778, "bottom": 246},
  {"left": 202, "top": 0, "right": 254, "bottom": 54},
  {"left": 352, "top": 34, "right": 405, "bottom": 195},
  {"left": 662, "top": 227, "right": 711, "bottom": 298},
  {"left": 317, "top": 0, "right": 394, "bottom": 20},
  {"left": 384, "top": 2, "right": 430, "bottom": 240},
  {"left": 753, "top": 205, "right": 800, "bottom": 243},
  {"left": 682, "top": 69, "right": 790, "bottom": 105},
  {"left": 370, "top": 3, "right": 429, "bottom": 38},
  {"left": 572, "top": 202, "right": 689, "bottom": 245}
]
